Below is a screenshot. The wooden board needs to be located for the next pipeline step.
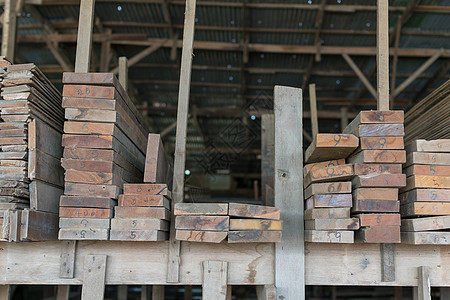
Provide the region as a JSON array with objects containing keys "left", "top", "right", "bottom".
[
  {"left": 304, "top": 133, "right": 358, "bottom": 163},
  {"left": 305, "top": 218, "right": 359, "bottom": 230},
  {"left": 353, "top": 188, "right": 399, "bottom": 201},
  {"left": 402, "top": 231, "right": 450, "bottom": 245},
  {"left": 345, "top": 111, "right": 404, "bottom": 128},
  {"left": 404, "top": 165, "right": 450, "bottom": 177},
  {"left": 61, "top": 159, "right": 115, "bottom": 173},
  {"left": 64, "top": 169, "right": 115, "bottom": 185},
  {"left": 352, "top": 200, "right": 399, "bottom": 213},
  {"left": 174, "top": 203, "right": 228, "bottom": 216},
  {"left": 304, "top": 230, "right": 354, "bottom": 243},
  {"left": 405, "top": 152, "right": 450, "bottom": 167},
  {"left": 354, "top": 163, "right": 402, "bottom": 175},
  {"left": 405, "top": 139, "right": 450, "bottom": 153},
  {"left": 304, "top": 208, "right": 350, "bottom": 220},
  {"left": 305, "top": 194, "right": 352, "bottom": 208},
  {"left": 118, "top": 194, "right": 170, "bottom": 208},
  {"left": 30, "top": 181, "right": 63, "bottom": 214},
  {"left": 359, "top": 136, "right": 404, "bottom": 150},
  {"left": 357, "top": 214, "right": 401, "bottom": 227},
  {"left": 351, "top": 124, "right": 404, "bottom": 137},
  {"left": 175, "top": 216, "right": 229, "bottom": 231},
  {"left": 402, "top": 176, "right": 450, "bottom": 192},
  {"left": 114, "top": 206, "right": 171, "bottom": 220},
  {"left": 62, "top": 97, "right": 117, "bottom": 111},
  {"left": 60, "top": 196, "right": 117, "bottom": 209},
  {"left": 123, "top": 183, "right": 171, "bottom": 197},
  {"left": 303, "top": 164, "right": 354, "bottom": 187},
  {"left": 144, "top": 133, "right": 172, "bottom": 189},
  {"left": 228, "top": 203, "right": 280, "bottom": 220},
  {"left": 352, "top": 174, "right": 406, "bottom": 188},
  {"left": 228, "top": 231, "right": 282, "bottom": 243},
  {"left": 175, "top": 230, "right": 227, "bottom": 243},
  {"left": 304, "top": 182, "right": 352, "bottom": 199},
  {"left": 110, "top": 218, "right": 169, "bottom": 231},
  {"left": 401, "top": 216, "right": 450, "bottom": 232},
  {"left": 401, "top": 202, "right": 450, "bottom": 217},
  {"left": 20, "top": 209, "right": 58, "bottom": 241},
  {"left": 64, "top": 183, "right": 121, "bottom": 199},
  {"left": 59, "top": 207, "right": 112, "bottom": 219},
  {"left": 59, "top": 217, "right": 111, "bottom": 229},
  {"left": 110, "top": 230, "right": 168, "bottom": 241},
  {"left": 399, "top": 189, "right": 450, "bottom": 203},
  {"left": 28, "top": 148, "right": 64, "bottom": 187},
  {"left": 229, "top": 219, "right": 283, "bottom": 231},
  {"left": 355, "top": 226, "right": 401, "bottom": 243},
  {"left": 347, "top": 150, "right": 406, "bottom": 164},
  {"left": 58, "top": 228, "right": 109, "bottom": 240},
  {"left": 303, "top": 159, "right": 346, "bottom": 175}
]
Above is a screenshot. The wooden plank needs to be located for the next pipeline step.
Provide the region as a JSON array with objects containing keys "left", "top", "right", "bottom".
[
  {"left": 0, "top": 285, "right": 10, "bottom": 300},
  {"left": 404, "top": 165, "right": 450, "bottom": 177},
  {"left": 360, "top": 136, "right": 404, "bottom": 150},
  {"left": 303, "top": 159, "right": 346, "bottom": 174},
  {"left": 28, "top": 118, "right": 63, "bottom": 158},
  {"left": 402, "top": 176, "right": 450, "bottom": 192},
  {"left": 124, "top": 184, "right": 171, "bottom": 197},
  {"left": 62, "top": 98, "right": 117, "bottom": 111},
  {"left": 228, "top": 231, "right": 282, "bottom": 243},
  {"left": 352, "top": 124, "right": 404, "bottom": 137},
  {"left": 261, "top": 114, "right": 274, "bottom": 206},
  {"left": 400, "top": 189, "right": 450, "bottom": 203},
  {"left": 65, "top": 108, "right": 117, "bottom": 123},
  {"left": 304, "top": 164, "right": 354, "bottom": 187},
  {"left": 60, "top": 196, "right": 116, "bottom": 209},
  {"left": 309, "top": 84, "right": 319, "bottom": 137},
  {"left": 354, "top": 163, "right": 402, "bottom": 175},
  {"left": 118, "top": 195, "right": 170, "bottom": 208},
  {"left": 152, "top": 285, "right": 164, "bottom": 300},
  {"left": 59, "top": 228, "right": 109, "bottom": 240},
  {"left": 377, "top": 0, "right": 390, "bottom": 110},
  {"left": 305, "top": 218, "right": 359, "bottom": 230},
  {"left": 304, "top": 208, "right": 350, "bottom": 220},
  {"left": 228, "top": 203, "right": 280, "bottom": 220},
  {"left": 20, "top": 209, "right": 58, "bottom": 241},
  {"left": 401, "top": 202, "right": 450, "bottom": 217},
  {"left": 353, "top": 188, "right": 399, "bottom": 201},
  {"left": 256, "top": 285, "right": 276, "bottom": 300},
  {"left": 64, "top": 169, "right": 115, "bottom": 185},
  {"left": 414, "top": 266, "right": 431, "bottom": 300},
  {"left": 406, "top": 139, "right": 450, "bottom": 153},
  {"left": 357, "top": 214, "right": 401, "bottom": 227},
  {"left": 175, "top": 216, "right": 229, "bottom": 231},
  {"left": 74, "top": 0, "right": 96, "bottom": 73},
  {"left": 352, "top": 199, "right": 400, "bottom": 213},
  {"left": 343, "top": 111, "right": 404, "bottom": 135},
  {"left": 352, "top": 174, "right": 406, "bottom": 188},
  {"left": 348, "top": 150, "right": 406, "bottom": 164},
  {"left": 274, "top": 86, "right": 304, "bottom": 300},
  {"left": 381, "top": 243, "right": 395, "bottom": 282},
  {"left": 229, "top": 219, "right": 283, "bottom": 231},
  {"left": 174, "top": 203, "right": 228, "bottom": 215},
  {"left": 304, "top": 181, "right": 352, "bottom": 199},
  {"left": 56, "top": 286, "right": 70, "bottom": 300},
  {"left": 305, "top": 194, "right": 352, "bottom": 208},
  {"left": 114, "top": 207, "right": 170, "bottom": 220},
  {"left": 143, "top": 133, "right": 172, "bottom": 189},
  {"left": 402, "top": 232, "right": 450, "bottom": 245},
  {"left": 175, "top": 230, "right": 227, "bottom": 243},
  {"left": 59, "top": 207, "right": 112, "bottom": 219},
  {"left": 110, "top": 230, "right": 168, "bottom": 241},
  {"left": 8, "top": 210, "right": 20, "bottom": 242},
  {"left": 405, "top": 152, "right": 450, "bottom": 167},
  {"left": 401, "top": 216, "right": 450, "bottom": 232},
  {"left": 118, "top": 57, "right": 128, "bottom": 91},
  {"left": 304, "top": 230, "right": 354, "bottom": 243},
  {"left": 59, "top": 240, "right": 76, "bottom": 278},
  {"left": 305, "top": 133, "right": 358, "bottom": 163},
  {"left": 64, "top": 183, "right": 120, "bottom": 199},
  {"left": 355, "top": 226, "right": 401, "bottom": 243},
  {"left": 110, "top": 218, "right": 169, "bottom": 231},
  {"left": 81, "top": 255, "right": 107, "bottom": 300},
  {"left": 202, "top": 261, "right": 228, "bottom": 300},
  {"left": 30, "top": 180, "right": 63, "bottom": 214},
  {"left": 59, "top": 218, "right": 110, "bottom": 229}
]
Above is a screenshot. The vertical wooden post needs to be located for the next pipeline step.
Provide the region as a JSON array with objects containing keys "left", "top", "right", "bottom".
[
  {"left": 274, "top": 86, "right": 304, "bottom": 299},
  {"left": 99, "top": 28, "right": 112, "bottom": 72},
  {"left": 340, "top": 107, "right": 348, "bottom": 131},
  {"left": 184, "top": 286, "right": 192, "bottom": 300},
  {"left": 309, "top": 84, "right": 319, "bottom": 137},
  {"left": 1, "top": 0, "right": 19, "bottom": 61},
  {"left": 394, "top": 287, "right": 402, "bottom": 300},
  {"left": 261, "top": 114, "right": 275, "bottom": 206},
  {"left": 440, "top": 288, "right": 450, "bottom": 300},
  {"left": 118, "top": 285, "right": 127, "bottom": 300},
  {"left": 118, "top": 57, "right": 129, "bottom": 92},
  {"left": 75, "top": 0, "right": 96, "bottom": 73},
  {"left": 0, "top": 285, "right": 10, "bottom": 300},
  {"left": 60, "top": 240, "right": 76, "bottom": 278},
  {"left": 81, "top": 255, "right": 107, "bottom": 300},
  {"left": 56, "top": 286, "right": 70, "bottom": 300},
  {"left": 256, "top": 285, "right": 276, "bottom": 300},
  {"left": 377, "top": 0, "right": 390, "bottom": 110},
  {"left": 152, "top": 286, "right": 164, "bottom": 300},
  {"left": 202, "top": 261, "right": 228, "bottom": 300},
  {"left": 381, "top": 243, "right": 395, "bottom": 282},
  {"left": 167, "top": 0, "right": 196, "bottom": 283},
  {"left": 413, "top": 266, "right": 431, "bottom": 300},
  {"left": 140, "top": 286, "right": 149, "bottom": 300}
]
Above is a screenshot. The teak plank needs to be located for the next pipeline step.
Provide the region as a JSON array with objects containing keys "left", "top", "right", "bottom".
[
  {"left": 20, "top": 209, "right": 58, "bottom": 241},
  {"left": 304, "top": 218, "right": 359, "bottom": 230},
  {"left": 355, "top": 226, "right": 401, "bottom": 243},
  {"left": 352, "top": 174, "right": 406, "bottom": 188},
  {"left": 305, "top": 194, "right": 352, "bottom": 209},
  {"left": 405, "top": 139, "right": 450, "bottom": 153},
  {"left": 303, "top": 159, "right": 346, "bottom": 175},
  {"left": 227, "top": 231, "right": 282, "bottom": 243},
  {"left": 64, "top": 169, "right": 114, "bottom": 185},
  {"left": 110, "top": 218, "right": 169, "bottom": 231},
  {"left": 59, "top": 207, "right": 112, "bottom": 219},
  {"left": 58, "top": 228, "right": 109, "bottom": 240},
  {"left": 114, "top": 207, "right": 171, "bottom": 220},
  {"left": 175, "top": 230, "right": 227, "bottom": 243},
  {"left": 304, "top": 133, "right": 358, "bottom": 163},
  {"left": 61, "top": 159, "right": 115, "bottom": 173},
  {"left": 399, "top": 189, "right": 450, "bottom": 203},
  {"left": 62, "top": 134, "right": 113, "bottom": 149},
  {"left": 352, "top": 124, "right": 404, "bottom": 137},
  {"left": 352, "top": 199, "right": 399, "bottom": 213},
  {"left": 144, "top": 133, "right": 173, "bottom": 189},
  {"left": 404, "top": 165, "right": 450, "bottom": 177},
  {"left": 304, "top": 230, "right": 354, "bottom": 243},
  {"left": 175, "top": 216, "right": 229, "bottom": 231},
  {"left": 401, "top": 215, "right": 450, "bottom": 232},
  {"left": 228, "top": 203, "right": 280, "bottom": 220},
  {"left": 353, "top": 188, "right": 399, "bottom": 201},
  {"left": 303, "top": 164, "right": 354, "bottom": 187},
  {"left": 360, "top": 136, "right": 404, "bottom": 150},
  {"left": 59, "top": 218, "right": 110, "bottom": 229},
  {"left": 304, "top": 182, "right": 352, "bottom": 199},
  {"left": 62, "top": 96, "right": 117, "bottom": 110},
  {"left": 354, "top": 164, "right": 402, "bottom": 175},
  {"left": 30, "top": 181, "right": 63, "bottom": 214},
  {"left": 304, "top": 208, "right": 350, "bottom": 220},
  {"left": 402, "top": 176, "right": 450, "bottom": 192},
  {"left": 64, "top": 183, "right": 120, "bottom": 199},
  {"left": 124, "top": 184, "right": 171, "bottom": 197},
  {"left": 110, "top": 230, "right": 168, "bottom": 241},
  {"left": 346, "top": 110, "right": 404, "bottom": 126},
  {"left": 174, "top": 203, "right": 228, "bottom": 216},
  {"left": 118, "top": 195, "right": 170, "bottom": 208},
  {"left": 229, "top": 219, "right": 283, "bottom": 231},
  {"left": 401, "top": 202, "right": 450, "bottom": 217},
  {"left": 405, "top": 152, "right": 450, "bottom": 167},
  {"left": 357, "top": 214, "right": 401, "bottom": 227},
  {"left": 64, "top": 121, "right": 115, "bottom": 135},
  {"left": 347, "top": 150, "right": 406, "bottom": 164},
  {"left": 401, "top": 232, "right": 450, "bottom": 245},
  {"left": 60, "top": 196, "right": 116, "bottom": 209}
]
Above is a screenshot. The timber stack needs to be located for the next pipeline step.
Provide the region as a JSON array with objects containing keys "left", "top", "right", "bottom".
[
  {"left": 345, "top": 111, "right": 406, "bottom": 243},
  {"left": 0, "top": 62, "right": 63, "bottom": 242},
  {"left": 303, "top": 133, "right": 359, "bottom": 243},
  {"left": 58, "top": 73, "right": 148, "bottom": 240},
  {"left": 400, "top": 139, "right": 450, "bottom": 245}
]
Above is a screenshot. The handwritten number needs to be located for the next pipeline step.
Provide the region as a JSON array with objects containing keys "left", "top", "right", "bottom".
[
  {"left": 130, "top": 231, "right": 136, "bottom": 239},
  {"left": 328, "top": 184, "right": 335, "bottom": 193},
  {"left": 430, "top": 191, "right": 437, "bottom": 200},
  {"left": 334, "top": 135, "right": 341, "bottom": 146},
  {"left": 378, "top": 138, "right": 386, "bottom": 148},
  {"left": 429, "top": 165, "right": 436, "bottom": 175},
  {"left": 377, "top": 215, "right": 381, "bottom": 224},
  {"left": 378, "top": 113, "right": 384, "bottom": 122},
  {"left": 326, "top": 167, "right": 335, "bottom": 176}
]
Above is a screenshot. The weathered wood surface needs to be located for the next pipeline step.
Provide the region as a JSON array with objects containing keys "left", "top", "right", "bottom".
[
  {"left": 30, "top": 180, "right": 63, "bottom": 214},
  {"left": 174, "top": 203, "right": 228, "bottom": 215},
  {"left": 402, "top": 232, "right": 450, "bottom": 245},
  {"left": 144, "top": 134, "right": 172, "bottom": 189},
  {"left": 229, "top": 219, "right": 283, "bottom": 231},
  {"left": 305, "top": 194, "right": 352, "bottom": 209},
  {"left": 59, "top": 207, "right": 113, "bottom": 219},
  {"left": 305, "top": 218, "right": 359, "bottom": 230},
  {"left": 402, "top": 176, "right": 450, "bottom": 192},
  {"left": 355, "top": 226, "right": 401, "bottom": 243},
  {"left": 352, "top": 174, "right": 406, "bottom": 188},
  {"left": 228, "top": 203, "right": 280, "bottom": 220},
  {"left": 401, "top": 216, "right": 450, "bottom": 232},
  {"left": 405, "top": 152, "right": 450, "bottom": 167},
  {"left": 352, "top": 199, "right": 399, "bottom": 213},
  {"left": 111, "top": 218, "right": 169, "bottom": 231},
  {"left": 353, "top": 188, "right": 399, "bottom": 201},
  {"left": 405, "top": 139, "right": 450, "bottom": 153},
  {"left": 304, "top": 230, "right": 354, "bottom": 243},
  {"left": 175, "top": 230, "right": 227, "bottom": 243},
  {"left": 65, "top": 183, "right": 121, "bottom": 199},
  {"left": 81, "top": 254, "right": 107, "bottom": 300},
  {"left": 401, "top": 202, "right": 450, "bottom": 217},
  {"left": 20, "top": 209, "right": 58, "bottom": 241},
  {"left": 304, "top": 208, "right": 350, "bottom": 220},
  {"left": 344, "top": 111, "right": 404, "bottom": 134},
  {"left": 354, "top": 163, "right": 402, "bottom": 175},
  {"left": 114, "top": 207, "right": 171, "bottom": 220},
  {"left": 228, "top": 231, "right": 282, "bottom": 243},
  {"left": 60, "top": 196, "right": 117, "bottom": 209},
  {"left": 58, "top": 228, "right": 109, "bottom": 240},
  {"left": 261, "top": 114, "right": 275, "bottom": 206},
  {"left": 124, "top": 183, "right": 171, "bottom": 197},
  {"left": 110, "top": 230, "right": 168, "bottom": 241},
  {"left": 348, "top": 124, "right": 404, "bottom": 137},
  {"left": 304, "top": 133, "right": 358, "bottom": 163},
  {"left": 118, "top": 194, "right": 170, "bottom": 208},
  {"left": 202, "top": 261, "right": 228, "bottom": 300},
  {"left": 348, "top": 150, "right": 406, "bottom": 164},
  {"left": 304, "top": 181, "right": 351, "bottom": 199},
  {"left": 59, "top": 218, "right": 110, "bottom": 229},
  {"left": 357, "top": 214, "right": 401, "bottom": 227},
  {"left": 304, "top": 164, "right": 354, "bottom": 187},
  {"left": 405, "top": 165, "right": 450, "bottom": 177},
  {"left": 400, "top": 189, "right": 450, "bottom": 203},
  {"left": 175, "top": 216, "right": 229, "bottom": 231},
  {"left": 360, "top": 136, "right": 404, "bottom": 150},
  {"left": 303, "top": 159, "right": 345, "bottom": 175}
]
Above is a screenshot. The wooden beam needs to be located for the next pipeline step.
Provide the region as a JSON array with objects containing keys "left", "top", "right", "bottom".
[
  {"left": 56, "top": 286, "right": 70, "bottom": 300},
  {"left": 261, "top": 114, "right": 274, "bottom": 206},
  {"left": 340, "top": 107, "right": 348, "bottom": 131},
  {"left": 390, "top": 16, "right": 402, "bottom": 109},
  {"left": 167, "top": 0, "right": 196, "bottom": 283},
  {"left": 152, "top": 286, "right": 164, "bottom": 300},
  {"left": 202, "top": 261, "right": 228, "bottom": 300},
  {"left": 1, "top": 0, "right": 19, "bottom": 60},
  {"left": 377, "top": 0, "right": 390, "bottom": 110},
  {"left": 413, "top": 266, "right": 431, "bottom": 300},
  {"left": 160, "top": 119, "right": 179, "bottom": 137},
  {"left": 140, "top": 286, "right": 149, "bottom": 300},
  {"left": 274, "top": 86, "right": 304, "bottom": 299},
  {"left": 99, "top": 28, "right": 112, "bottom": 72},
  {"left": 75, "top": 0, "right": 95, "bottom": 72},
  {"left": 0, "top": 286, "right": 10, "bottom": 300},
  {"left": 81, "top": 255, "right": 107, "bottom": 300},
  {"left": 342, "top": 53, "right": 377, "bottom": 99},
  {"left": 118, "top": 56, "right": 128, "bottom": 91},
  {"left": 118, "top": 286, "right": 127, "bottom": 300},
  {"left": 59, "top": 240, "right": 76, "bottom": 278},
  {"left": 309, "top": 84, "right": 319, "bottom": 137},
  {"left": 256, "top": 285, "right": 276, "bottom": 300},
  {"left": 381, "top": 243, "right": 395, "bottom": 282}
]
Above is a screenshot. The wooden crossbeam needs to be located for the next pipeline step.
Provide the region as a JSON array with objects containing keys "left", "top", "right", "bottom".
[{"left": 342, "top": 53, "right": 377, "bottom": 98}]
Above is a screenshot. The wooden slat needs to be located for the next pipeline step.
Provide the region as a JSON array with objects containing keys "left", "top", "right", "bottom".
[
  {"left": 401, "top": 202, "right": 450, "bottom": 217},
  {"left": 304, "top": 208, "right": 350, "bottom": 220},
  {"left": 144, "top": 133, "right": 172, "bottom": 189},
  {"left": 355, "top": 226, "right": 401, "bottom": 243},
  {"left": 303, "top": 159, "right": 346, "bottom": 175},
  {"left": 353, "top": 174, "right": 406, "bottom": 188},
  {"left": 81, "top": 255, "right": 107, "bottom": 300},
  {"left": 59, "top": 218, "right": 110, "bottom": 229},
  {"left": 175, "top": 230, "right": 227, "bottom": 243},
  {"left": 405, "top": 139, "right": 450, "bottom": 153},
  {"left": 111, "top": 218, "right": 169, "bottom": 231},
  {"left": 402, "top": 176, "right": 450, "bottom": 192},
  {"left": 304, "top": 181, "right": 352, "bottom": 199},
  {"left": 360, "top": 136, "right": 404, "bottom": 150},
  {"left": 404, "top": 165, "right": 450, "bottom": 177},
  {"left": 124, "top": 183, "right": 171, "bottom": 197},
  {"left": 305, "top": 218, "right": 359, "bottom": 230},
  {"left": 352, "top": 200, "right": 400, "bottom": 213},
  {"left": 343, "top": 111, "right": 404, "bottom": 135},
  {"left": 304, "top": 230, "right": 354, "bottom": 243},
  {"left": 59, "top": 228, "right": 109, "bottom": 240},
  {"left": 309, "top": 84, "right": 319, "bottom": 137},
  {"left": 401, "top": 215, "right": 450, "bottom": 232},
  {"left": 402, "top": 232, "right": 450, "bottom": 245},
  {"left": 399, "top": 189, "right": 450, "bottom": 203},
  {"left": 114, "top": 207, "right": 170, "bottom": 220},
  {"left": 59, "top": 207, "right": 112, "bottom": 219},
  {"left": 354, "top": 163, "right": 402, "bottom": 175},
  {"left": 60, "top": 196, "right": 116, "bottom": 209},
  {"left": 110, "top": 230, "right": 168, "bottom": 241},
  {"left": 303, "top": 164, "right": 354, "bottom": 187},
  {"left": 173, "top": 203, "right": 228, "bottom": 215},
  {"left": 377, "top": 0, "right": 390, "bottom": 110},
  {"left": 20, "top": 209, "right": 58, "bottom": 241},
  {"left": 305, "top": 194, "right": 352, "bottom": 208},
  {"left": 118, "top": 194, "right": 170, "bottom": 208},
  {"left": 228, "top": 203, "right": 280, "bottom": 220},
  {"left": 353, "top": 188, "right": 399, "bottom": 201},
  {"left": 305, "top": 133, "right": 358, "bottom": 163},
  {"left": 348, "top": 150, "right": 406, "bottom": 164},
  {"left": 64, "top": 183, "right": 121, "bottom": 199},
  {"left": 351, "top": 124, "right": 404, "bottom": 137},
  {"left": 228, "top": 231, "right": 282, "bottom": 243},
  {"left": 357, "top": 214, "right": 401, "bottom": 227},
  {"left": 175, "top": 216, "right": 229, "bottom": 231},
  {"left": 261, "top": 114, "right": 275, "bottom": 206},
  {"left": 59, "top": 240, "right": 76, "bottom": 278},
  {"left": 405, "top": 152, "right": 450, "bottom": 167},
  {"left": 202, "top": 261, "right": 228, "bottom": 300},
  {"left": 229, "top": 219, "right": 283, "bottom": 231}
]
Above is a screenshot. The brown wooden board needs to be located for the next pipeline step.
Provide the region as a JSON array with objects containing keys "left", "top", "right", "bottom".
[
  {"left": 355, "top": 226, "right": 401, "bottom": 243},
  {"left": 144, "top": 133, "right": 173, "bottom": 188},
  {"left": 59, "top": 196, "right": 117, "bottom": 209},
  {"left": 229, "top": 219, "right": 283, "bottom": 231},
  {"left": 0, "top": 152, "right": 27, "bottom": 160},
  {"left": 304, "top": 133, "right": 359, "bottom": 163},
  {"left": 404, "top": 165, "right": 450, "bottom": 177},
  {"left": 109, "top": 229, "right": 168, "bottom": 241},
  {"left": 62, "top": 97, "right": 117, "bottom": 110},
  {"left": 59, "top": 217, "right": 110, "bottom": 229},
  {"left": 402, "top": 176, "right": 450, "bottom": 192},
  {"left": 64, "top": 183, "right": 121, "bottom": 199},
  {"left": 61, "top": 159, "right": 115, "bottom": 173},
  {"left": 360, "top": 137, "right": 405, "bottom": 150},
  {"left": 62, "top": 134, "right": 113, "bottom": 149},
  {"left": 58, "top": 228, "right": 109, "bottom": 240},
  {"left": 304, "top": 182, "right": 352, "bottom": 199},
  {"left": 304, "top": 230, "right": 354, "bottom": 243},
  {"left": 65, "top": 108, "right": 117, "bottom": 123},
  {"left": 347, "top": 150, "right": 406, "bottom": 164},
  {"left": 405, "top": 139, "right": 450, "bottom": 153},
  {"left": 174, "top": 203, "right": 228, "bottom": 216},
  {"left": 352, "top": 174, "right": 406, "bottom": 188},
  {"left": 405, "top": 152, "right": 450, "bottom": 167},
  {"left": 303, "top": 159, "right": 346, "bottom": 175},
  {"left": 63, "top": 121, "right": 115, "bottom": 135},
  {"left": 354, "top": 124, "right": 404, "bottom": 137},
  {"left": 352, "top": 200, "right": 399, "bottom": 213},
  {"left": 228, "top": 230, "right": 282, "bottom": 243},
  {"left": 118, "top": 194, "right": 170, "bottom": 208},
  {"left": 357, "top": 214, "right": 401, "bottom": 227},
  {"left": 175, "top": 230, "right": 227, "bottom": 243},
  {"left": 64, "top": 169, "right": 114, "bottom": 185},
  {"left": 354, "top": 164, "right": 402, "bottom": 175},
  {"left": 114, "top": 206, "right": 171, "bottom": 220},
  {"left": 401, "top": 231, "right": 450, "bottom": 245},
  {"left": 305, "top": 218, "right": 359, "bottom": 230},
  {"left": 20, "top": 209, "right": 58, "bottom": 241},
  {"left": 304, "top": 208, "right": 350, "bottom": 220},
  {"left": 110, "top": 218, "right": 169, "bottom": 231},
  {"left": 228, "top": 203, "right": 280, "bottom": 220},
  {"left": 30, "top": 180, "right": 63, "bottom": 214},
  {"left": 401, "top": 202, "right": 450, "bottom": 217},
  {"left": 353, "top": 188, "right": 399, "bottom": 201},
  {"left": 399, "top": 189, "right": 450, "bottom": 203},
  {"left": 63, "top": 84, "right": 115, "bottom": 99},
  {"left": 59, "top": 207, "right": 113, "bottom": 219},
  {"left": 304, "top": 164, "right": 354, "bottom": 187},
  {"left": 123, "top": 183, "right": 171, "bottom": 197},
  {"left": 305, "top": 194, "right": 352, "bottom": 208},
  {"left": 401, "top": 215, "right": 450, "bottom": 232},
  {"left": 175, "top": 216, "right": 229, "bottom": 231}
]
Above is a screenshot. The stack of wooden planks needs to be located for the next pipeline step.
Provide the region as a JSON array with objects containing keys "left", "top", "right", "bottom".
[
  {"left": 345, "top": 111, "right": 406, "bottom": 243},
  {"left": 0, "top": 62, "right": 63, "bottom": 242},
  {"left": 58, "top": 72, "right": 148, "bottom": 240},
  {"left": 174, "top": 202, "right": 283, "bottom": 243},
  {"left": 400, "top": 139, "right": 450, "bottom": 245},
  {"left": 304, "top": 133, "right": 359, "bottom": 243}
]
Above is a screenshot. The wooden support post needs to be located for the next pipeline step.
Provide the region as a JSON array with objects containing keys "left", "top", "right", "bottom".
[
  {"left": 167, "top": 0, "right": 196, "bottom": 283},
  {"left": 0, "top": 285, "right": 10, "bottom": 300},
  {"left": 226, "top": 286, "right": 232, "bottom": 300},
  {"left": 377, "top": 0, "right": 390, "bottom": 110},
  {"left": 60, "top": 240, "right": 76, "bottom": 278},
  {"left": 309, "top": 84, "right": 319, "bottom": 137},
  {"left": 256, "top": 285, "right": 276, "bottom": 300},
  {"left": 274, "top": 86, "right": 304, "bottom": 299},
  {"left": 140, "top": 286, "right": 149, "bottom": 300},
  {"left": 394, "top": 287, "right": 402, "bottom": 300},
  {"left": 184, "top": 286, "right": 192, "bottom": 300},
  {"left": 56, "top": 286, "right": 70, "bottom": 300},
  {"left": 118, "top": 57, "right": 128, "bottom": 92},
  {"left": 99, "top": 28, "right": 112, "bottom": 72},
  {"left": 261, "top": 114, "right": 275, "bottom": 206},
  {"left": 340, "top": 107, "right": 348, "bottom": 131},
  {"left": 81, "top": 255, "right": 107, "bottom": 300},
  {"left": 440, "top": 288, "right": 450, "bottom": 300},
  {"left": 118, "top": 285, "right": 127, "bottom": 300},
  {"left": 381, "top": 243, "right": 395, "bottom": 282},
  {"left": 413, "top": 266, "right": 431, "bottom": 300},
  {"left": 390, "top": 16, "right": 402, "bottom": 109},
  {"left": 202, "top": 261, "right": 228, "bottom": 300},
  {"left": 75, "top": 0, "right": 96, "bottom": 73},
  {"left": 1, "top": 0, "right": 19, "bottom": 61},
  {"left": 151, "top": 286, "right": 164, "bottom": 300},
  {"left": 342, "top": 53, "right": 377, "bottom": 99}
]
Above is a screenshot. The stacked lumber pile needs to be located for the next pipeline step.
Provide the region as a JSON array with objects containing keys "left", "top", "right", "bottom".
[
  {"left": 110, "top": 133, "right": 173, "bottom": 241},
  {"left": 58, "top": 73, "right": 148, "bottom": 240},
  {"left": 345, "top": 111, "right": 406, "bottom": 243},
  {"left": 174, "top": 203, "right": 282, "bottom": 243},
  {"left": 400, "top": 139, "right": 450, "bottom": 245},
  {"left": 0, "top": 62, "right": 63, "bottom": 242},
  {"left": 303, "top": 133, "right": 359, "bottom": 243},
  {"left": 404, "top": 79, "right": 450, "bottom": 143}
]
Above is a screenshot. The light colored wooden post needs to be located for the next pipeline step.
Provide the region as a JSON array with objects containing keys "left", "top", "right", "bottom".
[
  {"left": 184, "top": 286, "right": 192, "bottom": 300},
  {"left": 256, "top": 285, "right": 276, "bottom": 300},
  {"left": 81, "top": 255, "right": 107, "bottom": 300},
  {"left": 75, "top": 0, "right": 96, "bottom": 73},
  {"left": 274, "top": 86, "right": 304, "bottom": 299},
  {"left": 0, "top": 285, "right": 10, "bottom": 300},
  {"left": 118, "top": 57, "right": 129, "bottom": 92},
  {"left": 56, "top": 286, "right": 70, "bottom": 300},
  {"left": 1, "top": 0, "right": 19, "bottom": 61},
  {"left": 261, "top": 114, "right": 275, "bottom": 206},
  {"left": 140, "top": 286, "right": 149, "bottom": 300},
  {"left": 381, "top": 243, "right": 395, "bottom": 282},
  {"left": 340, "top": 107, "right": 348, "bottom": 131},
  {"left": 99, "top": 28, "right": 112, "bottom": 72},
  {"left": 167, "top": 0, "right": 197, "bottom": 283},
  {"left": 440, "top": 288, "right": 450, "bottom": 300},
  {"left": 118, "top": 285, "right": 127, "bottom": 300},
  {"left": 376, "top": 0, "right": 390, "bottom": 110},
  {"left": 60, "top": 240, "right": 76, "bottom": 278},
  {"left": 151, "top": 286, "right": 164, "bottom": 300},
  {"left": 413, "top": 266, "right": 431, "bottom": 300},
  {"left": 309, "top": 84, "right": 319, "bottom": 137},
  {"left": 202, "top": 261, "right": 228, "bottom": 300}
]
